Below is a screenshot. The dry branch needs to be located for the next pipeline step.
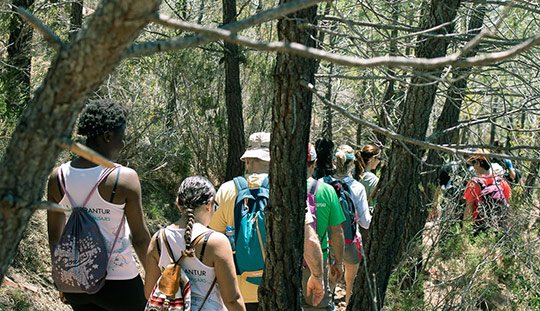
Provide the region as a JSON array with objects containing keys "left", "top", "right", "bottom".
[
  {"left": 57, "top": 138, "right": 115, "bottom": 168},
  {"left": 16, "top": 6, "right": 64, "bottom": 51},
  {"left": 36, "top": 201, "right": 70, "bottom": 212},
  {"left": 302, "top": 81, "right": 540, "bottom": 162},
  {"left": 148, "top": 16, "right": 540, "bottom": 70},
  {"left": 127, "top": 0, "right": 327, "bottom": 57}
]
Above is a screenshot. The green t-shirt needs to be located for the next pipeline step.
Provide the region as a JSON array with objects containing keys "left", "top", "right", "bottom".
[{"left": 307, "top": 177, "right": 346, "bottom": 261}]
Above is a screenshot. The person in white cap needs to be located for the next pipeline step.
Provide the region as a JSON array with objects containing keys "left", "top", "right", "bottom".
[
  {"left": 304, "top": 143, "right": 345, "bottom": 311},
  {"left": 210, "top": 133, "right": 325, "bottom": 310}
]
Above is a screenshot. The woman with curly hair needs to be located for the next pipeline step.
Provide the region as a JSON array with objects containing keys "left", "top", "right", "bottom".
[
  {"left": 47, "top": 99, "right": 151, "bottom": 310},
  {"left": 145, "top": 176, "right": 245, "bottom": 311}
]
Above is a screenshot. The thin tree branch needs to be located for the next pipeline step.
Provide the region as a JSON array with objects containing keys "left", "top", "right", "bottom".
[
  {"left": 464, "top": 0, "right": 540, "bottom": 15},
  {"left": 16, "top": 6, "right": 64, "bottom": 51},
  {"left": 36, "top": 201, "right": 71, "bottom": 212},
  {"left": 146, "top": 16, "right": 540, "bottom": 70},
  {"left": 319, "top": 15, "right": 420, "bottom": 32},
  {"left": 57, "top": 138, "right": 115, "bottom": 168},
  {"left": 301, "top": 81, "right": 540, "bottom": 162},
  {"left": 126, "top": 0, "right": 327, "bottom": 57}
]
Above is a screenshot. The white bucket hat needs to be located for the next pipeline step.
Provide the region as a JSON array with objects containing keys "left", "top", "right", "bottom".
[{"left": 240, "top": 132, "right": 271, "bottom": 162}]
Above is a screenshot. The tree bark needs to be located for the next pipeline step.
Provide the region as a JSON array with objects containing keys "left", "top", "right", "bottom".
[
  {"left": 222, "top": 0, "right": 246, "bottom": 181},
  {"left": 3, "top": 0, "right": 35, "bottom": 118},
  {"left": 348, "top": 1, "right": 462, "bottom": 309},
  {"left": 376, "top": 0, "right": 399, "bottom": 146},
  {"left": 69, "top": 0, "right": 83, "bottom": 40},
  {"left": 0, "top": 0, "right": 161, "bottom": 284},
  {"left": 424, "top": 4, "right": 486, "bottom": 193},
  {"left": 258, "top": 2, "right": 318, "bottom": 310}
]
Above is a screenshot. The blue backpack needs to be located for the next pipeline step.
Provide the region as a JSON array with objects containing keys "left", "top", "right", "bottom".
[
  {"left": 323, "top": 176, "right": 357, "bottom": 244},
  {"left": 232, "top": 176, "right": 269, "bottom": 285}
]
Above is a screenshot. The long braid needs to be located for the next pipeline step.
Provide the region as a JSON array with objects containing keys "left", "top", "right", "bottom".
[
  {"left": 183, "top": 207, "right": 196, "bottom": 257},
  {"left": 176, "top": 176, "right": 216, "bottom": 257}
]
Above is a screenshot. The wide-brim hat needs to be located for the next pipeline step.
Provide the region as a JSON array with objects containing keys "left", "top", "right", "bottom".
[{"left": 240, "top": 132, "right": 271, "bottom": 162}]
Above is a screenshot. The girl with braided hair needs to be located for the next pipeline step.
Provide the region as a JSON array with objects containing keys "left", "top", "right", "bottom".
[{"left": 145, "top": 176, "right": 245, "bottom": 311}]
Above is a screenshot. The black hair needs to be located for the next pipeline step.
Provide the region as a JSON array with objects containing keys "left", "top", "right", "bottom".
[
  {"left": 176, "top": 176, "right": 215, "bottom": 254},
  {"left": 472, "top": 159, "right": 491, "bottom": 171},
  {"left": 313, "top": 137, "right": 334, "bottom": 179},
  {"left": 78, "top": 99, "right": 128, "bottom": 138}
]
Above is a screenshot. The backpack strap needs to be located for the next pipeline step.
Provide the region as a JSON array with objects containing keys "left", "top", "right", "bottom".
[
  {"left": 307, "top": 179, "right": 319, "bottom": 233},
  {"left": 198, "top": 278, "right": 217, "bottom": 311},
  {"left": 109, "top": 166, "right": 121, "bottom": 202},
  {"left": 160, "top": 229, "right": 214, "bottom": 265},
  {"left": 260, "top": 176, "right": 269, "bottom": 189},
  {"left": 57, "top": 165, "right": 118, "bottom": 208},
  {"left": 106, "top": 211, "right": 125, "bottom": 270},
  {"left": 155, "top": 231, "right": 161, "bottom": 257},
  {"left": 472, "top": 176, "right": 486, "bottom": 190},
  {"left": 198, "top": 231, "right": 214, "bottom": 261},
  {"left": 233, "top": 176, "right": 248, "bottom": 192},
  {"left": 161, "top": 229, "right": 177, "bottom": 263}
]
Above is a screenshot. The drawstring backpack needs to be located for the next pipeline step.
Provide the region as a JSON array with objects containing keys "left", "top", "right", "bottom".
[{"left": 51, "top": 166, "right": 125, "bottom": 294}]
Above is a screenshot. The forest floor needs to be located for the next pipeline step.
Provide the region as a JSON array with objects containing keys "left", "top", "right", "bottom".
[{"left": 1, "top": 202, "right": 537, "bottom": 310}]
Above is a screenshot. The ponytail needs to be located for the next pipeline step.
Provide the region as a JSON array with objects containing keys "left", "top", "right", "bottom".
[
  {"left": 354, "top": 150, "right": 367, "bottom": 180},
  {"left": 335, "top": 145, "right": 355, "bottom": 176}
]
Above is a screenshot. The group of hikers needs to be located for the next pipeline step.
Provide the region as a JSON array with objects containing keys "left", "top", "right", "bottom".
[{"left": 45, "top": 99, "right": 516, "bottom": 311}]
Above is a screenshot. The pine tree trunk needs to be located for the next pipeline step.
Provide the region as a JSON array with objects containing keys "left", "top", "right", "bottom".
[
  {"left": 69, "top": 0, "right": 83, "bottom": 40},
  {"left": 0, "top": 0, "right": 161, "bottom": 284},
  {"left": 348, "top": 1, "right": 462, "bottom": 309},
  {"left": 3, "top": 0, "right": 34, "bottom": 118},
  {"left": 376, "top": 0, "right": 399, "bottom": 146},
  {"left": 258, "top": 2, "right": 318, "bottom": 310},
  {"left": 223, "top": 0, "right": 246, "bottom": 181},
  {"left": 424, "top": 4, "right": 486, "bottom": 194}
]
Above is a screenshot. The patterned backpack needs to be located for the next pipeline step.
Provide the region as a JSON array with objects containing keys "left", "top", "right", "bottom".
[
  {"left": 145, "top": 229, "right": 215, "bottom": 311},
  {"left": 51, "top": 166, "right": 124, "bottom": 294}
]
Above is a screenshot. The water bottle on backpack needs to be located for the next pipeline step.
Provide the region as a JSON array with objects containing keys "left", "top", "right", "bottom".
[{"left": 226, "top": 225, "right": 236, "bottom": 252}]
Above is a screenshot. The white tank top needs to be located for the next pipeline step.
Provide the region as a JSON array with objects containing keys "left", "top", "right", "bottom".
[
  {"left": 159, "top": 223, "right": 226, "bottom": 311},
  {"left": 57, "top": 162, "right": 139, "bottom": 280}
]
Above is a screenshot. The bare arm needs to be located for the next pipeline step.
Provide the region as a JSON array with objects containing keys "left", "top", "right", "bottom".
[
  {"left": 207, "top": 233, "right": 245, "bottom": 311},
  {"left": 144, "top": 232, "right": 161, "bottom": 298},
  {"left": 47, "top": 167, "right": 66, "bottom": 251},
  {"left": 463, "top": 201, "right": 475, "bottom": 232},
  {"left": 303, "top": 224, "right": 324, "bottom": 306},
  {"left": 508, "top": 168, "right": 517, "bottom": 181},
  {"left": 329, "top": 224, "right": 345, "bottom": 281},
  {"left": 121, "top": 168, "right": 151, "bottom": 270}
]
